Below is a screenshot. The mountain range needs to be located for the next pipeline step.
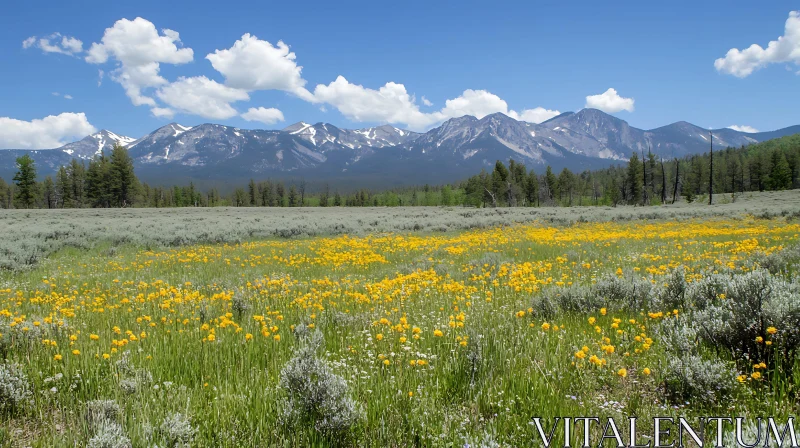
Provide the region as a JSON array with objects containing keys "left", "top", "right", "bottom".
[{"left": 2, "top": 108, "right": 799, "bottom": 189}]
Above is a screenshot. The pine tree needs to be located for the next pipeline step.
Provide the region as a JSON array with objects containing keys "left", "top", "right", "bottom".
[
  {"left": 13, "top": 154, "right": 38, "bottom": 209},
  {"left": 770, "top": 151, "right": 792, "bottom": 190},
  {"left": 0, "top": 177, "right": 7, "bottom": 209},
  {"left": 261, "top": 181, "right": 274, "bottom": 206},
  {"left": 319, "top": 184, "right": 329, "bottom": 207},
  {"left": 248, "top": 179, "right": 257, "bottom": 206},
  {"left": 233, "top": 188, "right": 247, "bottom": 206},
  {"left": 288, "top": 185, "right": 298, "bottom": 207},
  {"left": 86, "top": 153, "right": 112, "bottom": 207},
  {"left": 276, "top": 182, "right": 286, "bottom": 206},
  {"left": 56, "top": 166, "right": 72, "bottom": 208},
  {"left": 609, "top": 175, "right": 622, "bottom": 207},
  {"left": 525, "top": 170, "right": 539, "bottom": 206},
  {"left": 109, "top": 144, "right": 137, "bottom": 207},
  {"left": 42, "top": 176, "right": 56, "bottom": 208},
  {"left": 627, "top": 152, "right": 643, "bottom": 205},
  {"left": 69, "top": 159, "right": 86, "bottom": 207},
  {"left": 558, "top": 168, "right": 575, "bottom": 206},
  {"left": 544, "top": 166, "right": 558, "bottom": 201},
  {"left": 334, "top": 191, "right": 342, "bottom": 206}
]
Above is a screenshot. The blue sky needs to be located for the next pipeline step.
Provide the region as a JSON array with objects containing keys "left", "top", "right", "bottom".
[{"left": 1, "top": 0, "right": 799, "bottom": 148}]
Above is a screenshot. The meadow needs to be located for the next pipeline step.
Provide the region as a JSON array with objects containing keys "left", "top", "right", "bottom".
[{"left": 1, "top": 191, "right": 800, "bottom": 447}]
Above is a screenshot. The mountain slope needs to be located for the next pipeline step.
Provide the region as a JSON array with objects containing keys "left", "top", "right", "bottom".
[{"left": 1, "top": 110, "right": 798, "bottom": 188}]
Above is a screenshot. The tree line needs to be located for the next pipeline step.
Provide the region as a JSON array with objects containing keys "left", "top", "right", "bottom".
[{"left": 1, "top": 133, "right": 798, "bottom": 209}]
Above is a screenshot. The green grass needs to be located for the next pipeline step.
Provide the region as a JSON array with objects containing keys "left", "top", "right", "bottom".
[{"left": 1, "top": 204, "right": 799, "bottom": 447}]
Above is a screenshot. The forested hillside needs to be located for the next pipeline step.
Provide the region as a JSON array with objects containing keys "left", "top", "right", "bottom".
[{"left": 0, "top": 134, "right": 797, "bottom": 209}]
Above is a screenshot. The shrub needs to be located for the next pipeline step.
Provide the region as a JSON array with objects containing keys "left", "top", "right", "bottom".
[
  {"left": 86, "top": 422, "right": 132, "bottom": 448},
  {"left": 551, "top": 285, "right": 597, "bottom": 312},
  {"left": 0, "top": 362, "right": 31, "bottom": 413},
  {"left": 694, "top": 270, "right": 800, "bottom": 365},
  {"left": 86, "top": 399, "right": 122, "bottom": 430},
  {"left": 158, "top": 413, "right": 197, "bottom": 448},
  {"left": 685, "top": 272, "right": 729, "bottom": 311},
  {"left": 279, "top": 330, "right": 363, "bottom": 435},
  {"left": 655, "top": 267, "right": 688, "bottom": 310},
  {"left": 591, "top": 274, "right": 653, "bottom": 310},
  {"left": 662, "top": 354, "right": 737, "bottom": 404},
  {"left": 753, "top": 244, "right": 800, "bottom": 275},
  {"left": 655, "top": 316, "right": 700, "bottom": 357}
]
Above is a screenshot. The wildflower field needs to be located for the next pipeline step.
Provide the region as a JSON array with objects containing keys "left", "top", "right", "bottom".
[{"left": 2, "top": 196, "right": 800, "bottom": 446}]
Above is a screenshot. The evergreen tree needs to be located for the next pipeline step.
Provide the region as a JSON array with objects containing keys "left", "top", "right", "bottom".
[
  {"left": 13, "top": 154, "right": 38, "bottom": 209},
  {"left": 441, "top": 185, "right": 453, "bottom": 206},
  {"left": 319, "top": 184, "right": 330, "bottom": 207},
  {"left": 770, "top": 151, "right": 792, "bottom": 190},
  {"left": 334, "top": 191, "right": 342, "bottom": 206},
  {"left": 609, "top": 175, "right": 622, "bottom": 207},
  {"left": 233, "top": 188, "right": 247, "bottom": 206},
  {"left": 86, "top": 152, "right": 112, "bottom": 207},
  {"left": 248, "top": 179, "right": 257, "bottom": 206},
  {"left": 544, "top": 166, "right": 558, "bottom": 202},
  {"left": 56, "top": 166, "right": 72, "bottom": 208},
  {"left": 288, "top": 185, "right": 298, "bottom": 207},
  {"left": 525, "top": 170, "right": 539, "bottom": 206},
  {"left": 42, "top": 176, "right": 56, "bottom": 209},
  {"left": 69, "top": 159, "right": 86, "bottom": 207},
  {"left": 109, "top": 144, "right": 137, "bottom": 207},
  {"left": 261, "top": 181, "right": 274, "bottom": 206},
  {"left": 276, "top": 182, "right": 286, "bottom": 206},
  {"left": 627, "top": 152, "right": 642, "bottom": 205},
  {"left": 0, "top": 177, "right": 8, "bottom": 209},
  {"left": 557, "top": 168, "right": 575, "bottom": 205}
]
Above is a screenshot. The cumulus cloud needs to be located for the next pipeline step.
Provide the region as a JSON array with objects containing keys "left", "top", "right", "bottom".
[
  {"left": 715, "top": 11, "right": 800, "bottom": 77},
  {"left": 23, "top": 33, "right": 84, "bottom": 56},
  {"left": 421, "top": 96, "right": 433, "bottom": 106},
  {"left": 728, "top": 125, "right": 759, "bottom": 133},
  {"left": 241, "top": 107, "right": 285, "bottom": 125},
  {"left": 438, "top": 89, "right": 560, "bottom": 123},
  {"left": 0, "top": 112, "right": 96, "bottom": 149},
  {"left": 207, "top": 33, "right": 316, "bottom": 102},
  {"left": 585, "top": 88, "right": 635, "bottom": 113},
  {"left": 513, "top": 107, "right": 561, "bottom": 123},
  {"left": 85, "top": 17, "right": 194, "bottom": 109},
  {"left": 313, "top": 76, "right": 439, "bottom": 130},
  {"left": 156, "top": 76, "right": 249, "bottom": 119},
  {"left": 313, "top": 79, "right": 559, "bottom": 130},
  {"left": 439, "top": 89, "right": 509, "bottom": 119},
  {"left": 150, "top": 107, "right": 175, "bottom": 118}
]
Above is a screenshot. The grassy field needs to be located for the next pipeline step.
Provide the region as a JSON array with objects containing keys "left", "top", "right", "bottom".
[{"left": 1, "top": 191, "right": 800, "bottom": 446}]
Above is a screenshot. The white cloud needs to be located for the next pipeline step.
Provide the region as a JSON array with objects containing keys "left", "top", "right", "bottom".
[
  {"left": 513, "top": 107, "right": 561, "bottom": 123},
  {"left": 313, "top": 76, "right": 440, "bottom": 130},
  {"left": 440, "top": 89, "right": 509, "bottom": 119},
  {"left": 0, "top": 112, "right": 96, "bottom": 149},
  {"left": 23, "top": 33, "right": 83, "bottom": 56},
  {"left": 440, "top": 90, "right": 560, "bottom": 123},
  {"left": 63, "top": 94, "right": 73, "bottom": 100},
  {"left": 52, "top": 92, "right": 74, "bottom": 100},
  {"left": 241, "top": 107, "right": 285, "bottom": 125},
  {"left": 585, "top": 88, "right": 635, "bottom": 113},
  {"left": 728, "top": 125, "right": 759, "bottom": 133},
  {"left": 156, "top": 76, "right": 249, "bottom": 120},
  {"left": 206, "top": 33, "right": 316, "bottom": 102},
  {"left": 313, "top": 78, "right": 559, "bottom": 130},
  {"left": 97, "top": 69, "right": 104, "bottom": 86},
  {"left": 85, "top": 17, "right": 194, "bottom": 108},
  {"left": 421, "top": 96, "right": 433, "bottom": 106},
  {"left": 150, "top": 107, "right": 175, "bottom": 118},
  {"left": 715, "top": 11, "right": 800, "bottom": 77}
]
